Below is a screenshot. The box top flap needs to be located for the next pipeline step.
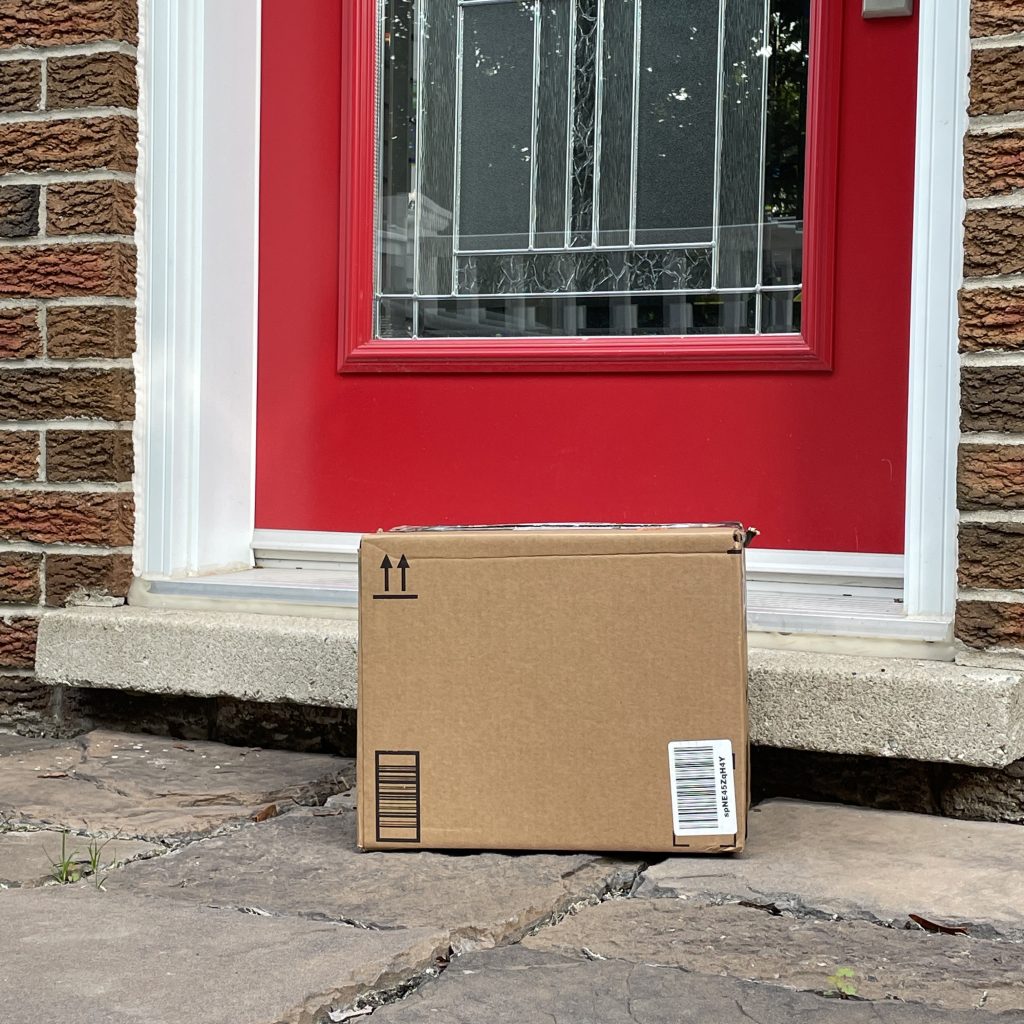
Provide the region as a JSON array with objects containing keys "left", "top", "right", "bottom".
[{"left": 361, "top": 524, "right": 746, "bottom": 560}]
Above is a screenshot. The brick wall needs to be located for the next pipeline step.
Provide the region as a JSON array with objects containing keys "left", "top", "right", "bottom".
[
  {"left": 0, "top": 1, "right": 137, "bottom": 730},
  {"left": 957, "top": 3, "right": 1024, "bottom": 660}
]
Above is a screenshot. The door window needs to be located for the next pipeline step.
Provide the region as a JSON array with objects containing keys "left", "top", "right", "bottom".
[{"left": 376, "top": 0, "right": 809, "bottom": 341}]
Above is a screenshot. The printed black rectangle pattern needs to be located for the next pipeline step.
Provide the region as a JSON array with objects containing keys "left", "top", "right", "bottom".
[
  {"left": 670, "top": 743, "right": 718, "bottom": 831},
  {"left": 375, "top": 750, "right": 421, "bottom": 843}
]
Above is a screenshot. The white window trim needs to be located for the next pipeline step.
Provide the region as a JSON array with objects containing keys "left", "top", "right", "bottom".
[{"left": 137, "top": 0, "right": 967, "bottom": 652}]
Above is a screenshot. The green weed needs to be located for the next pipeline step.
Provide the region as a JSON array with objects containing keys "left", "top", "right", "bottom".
[
  {"left": 83, "top": 835, "right": 115, "bottom": 890},
  {"left": 45, "top": 831, "right": 81, "bottom": 885},
  {"left": 827, "top": 966, "right": 858, "bottom": 999},
  {"left": 44, "top": 831, "right": 117, "bottom": 888}
]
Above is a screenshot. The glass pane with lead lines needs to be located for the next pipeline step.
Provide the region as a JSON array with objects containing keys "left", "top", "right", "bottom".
[{"left": 376, "top": 0, "right": 808, "bottom": 339}]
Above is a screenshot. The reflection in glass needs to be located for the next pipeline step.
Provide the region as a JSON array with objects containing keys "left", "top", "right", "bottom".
[
  {"left": 376, "top": 0, "right": 809, "bottom": 339},
  {"left": 762, "top": 0, "right": 809, "bottom": 287},
  {"left": 456, "top": 247, "right": 712, "bottom": 295},
  {"left": 381, "top": 292, "right": 756, "bottom": 338},
  {"left": 635, "top": 0, "right": 718, "bottom": 246},
  {"left": 760, "top": 288, "right": 801, "bottom": 333},
  {"left": 458, "top": 2, "right": 536, "bottom": 251},
  {"left": 535, "top": 0, "right": 573, "bottom": 248}
]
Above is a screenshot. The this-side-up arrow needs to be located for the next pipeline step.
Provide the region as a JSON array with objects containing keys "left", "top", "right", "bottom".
[
  {"left": 380, "top": 554, "right": 393, "bottom": 592},
  {"left": 397, "top": 554, "right": 410, "bottom": 592}
]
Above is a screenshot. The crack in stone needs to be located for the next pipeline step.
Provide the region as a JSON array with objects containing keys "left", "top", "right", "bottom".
[
  {"left": 305, "top": 863, "right": 648, "bottom": 1021},
  {"left": 62, "top": 769, "right": 136, "bottom": 799},
  {"left": 222, "top": 903, "right": 403, "bottom": 933},
  {"left": 625, "top": 962, "right": 642, "bottom": 1023},
  {"left": 525, "top": 863, "right": 648, "bottom": 940},
  {"left": 722, "top": 890, "right": 1024, "bottom": 944},
  {"left": 317, "top": 952, "right": 454, "bottom": 1024},
  {"left": 299, "top": 911, "right": 401, "bottom": 933},
  {"left": 733, "top": 997, "right": 765, "bottom": 1024}
]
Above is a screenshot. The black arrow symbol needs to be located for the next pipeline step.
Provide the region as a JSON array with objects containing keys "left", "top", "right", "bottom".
[
  {"left": 397, "top": 554, "right": 410, "bottom": 592},
  {"left": 380, "top": 554, "right": 393, "bottom": 592}
]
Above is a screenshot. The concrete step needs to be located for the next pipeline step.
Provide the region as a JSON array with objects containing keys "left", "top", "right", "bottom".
[{"left": 36, "top": 605, "right": 1024, "bottom": 766}]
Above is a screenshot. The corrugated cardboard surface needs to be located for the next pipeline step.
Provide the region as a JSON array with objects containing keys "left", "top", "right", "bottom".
[{"left": 358, "top": 526, "right": 748, "bottom": 854}]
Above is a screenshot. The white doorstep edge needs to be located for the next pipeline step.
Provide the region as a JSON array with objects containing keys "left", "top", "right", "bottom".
[{"left": 35, "top": 607, "right": 1024, "bottom": 768}]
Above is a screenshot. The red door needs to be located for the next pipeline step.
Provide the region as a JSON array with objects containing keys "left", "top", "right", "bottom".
[{"left": 256, "top": 0, "right": 917, "bottom": 554}]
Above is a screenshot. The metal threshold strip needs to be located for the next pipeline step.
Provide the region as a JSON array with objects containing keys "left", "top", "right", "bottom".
[{"left": 141, "top": 568, "right": 358, "bottom": 609}]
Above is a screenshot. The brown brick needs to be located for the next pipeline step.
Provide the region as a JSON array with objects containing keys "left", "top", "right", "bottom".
[
  {"left": 957, "top": 599, "right": 1024, "bottom": 649},
  {"left": 0, "top": 243, "right": 134, "bottom": 298},
  {"left": 0, "top": 431, "right": 37, "bottom": 479},
  {"left": 0, "top": 116, "right": 136, "bottom": 174},
  {"left": 0, "top": 490, "right": 132, "bottom": 545},
  {"left": 0, "top": 184, "right": 38, "bottom": 238},
  {"left": 46, "top": 304, "right": 133, "bottom": 358},
  {"left": 46, "top": 52, "right": 136, "bottom": 111},
  {"left": 0, "top": 1, "right": 138, "bottom": 48},
  {"left": 960, "top": 287, "right": 1024, "bottom": 351},
  {"left": 0, "top": 552, "right": 40, "bottom": 603},
  {"left": 0, "top": 616, "right": 37, "bottom": 668},
  {"left": 964, "top": 208, "right": 1024, "bottom": 278},
  {"left": 962, "top": 365, "right": 1024, "bottom": 432},
  {"left": 0, "top": 307, "right": 40, "bottom": 358},
  {"left": 46, "top": 180, "right": 134, "bottom": 235},
  {"left": 0, "top": 368, "right": 132, "bottom": 420},
  {"left": 965, "top": 131, "right": 1024, "bottom": 199},
  {"left": 0, "top": 59, "right": 39, "bottom": 112},
  {"left": 959, "top": 443, "right": 1024, "bottom": 508},
  {"left": 0, "top": 674, "right": 49, "bottom": 725},
  {"left": 973, "top": 0, "right": 1024, "bottom": 37},
  {"left": 46, "top": 429, "right": 131, "bottom": 482},
  {"left": 45, "top": 552, "right": 131, "bottom": 606},
  {"left": 959, "top": 522, "right": 1024, "bottom": 588},
  {"left": 972, "top": 48, "right": 1024, "bottom": 116}
]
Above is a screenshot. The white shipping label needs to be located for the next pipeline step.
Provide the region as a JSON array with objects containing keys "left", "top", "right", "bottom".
[{"left": 668, "top": 740, "right": 738, "bottom": 836}]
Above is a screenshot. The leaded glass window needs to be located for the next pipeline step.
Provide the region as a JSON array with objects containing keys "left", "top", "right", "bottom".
[{"left": 376, "top": 0, "right": 809, "bottom": 339}]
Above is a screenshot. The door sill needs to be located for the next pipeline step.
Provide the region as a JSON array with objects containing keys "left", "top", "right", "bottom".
[{"left": 131, "top": 562, "right": 952, "bottom": 660}]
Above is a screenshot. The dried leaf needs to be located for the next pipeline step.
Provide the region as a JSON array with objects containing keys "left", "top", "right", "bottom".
[
  {"left": 251, "top": 803, "right": 278, "bottom": 823},
  {"left": 909, "top": 913, "right": 970, "bottom": 935}
]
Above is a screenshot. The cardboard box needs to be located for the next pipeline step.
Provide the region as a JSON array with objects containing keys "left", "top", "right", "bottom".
[{"left": 357, "top": 525, "right": 749, "bottom": 854}]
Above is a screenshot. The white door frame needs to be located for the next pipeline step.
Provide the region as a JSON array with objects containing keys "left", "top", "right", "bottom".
[{"left": 136, "top": 0, "right": 968, "bottom": 641}]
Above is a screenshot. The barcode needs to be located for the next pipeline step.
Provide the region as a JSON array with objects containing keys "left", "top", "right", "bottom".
[
  {"left": 668, "top": 740, "right": 737, "bottom": 837},
  {"left": 375, "top": 750, "right": 420, "bottom": 843}
]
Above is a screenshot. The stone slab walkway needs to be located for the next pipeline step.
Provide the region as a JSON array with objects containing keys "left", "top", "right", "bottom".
[
  {"left": 2, "top": 731, "right": 1024, "bottom": 1024},
  {"left": 639, "top": 800, "right": 1024, "bottom": 940},
  {"left": 0, "top": 730, "right": 354, "bottom": 841}
]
